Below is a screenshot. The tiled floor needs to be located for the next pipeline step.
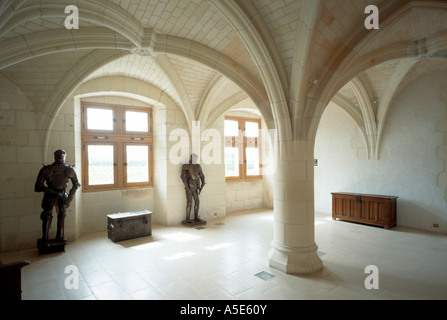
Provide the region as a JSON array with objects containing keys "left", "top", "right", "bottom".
[{"left": 1, "top": 209, "right": 446, "bottom": 300}]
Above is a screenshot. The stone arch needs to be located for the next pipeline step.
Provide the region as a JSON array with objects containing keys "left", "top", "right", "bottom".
[
  {"left": 40, "top": 50, "right": 130, "bottom": 153},
  {"left": 0, "top": 72, "right": 35, "bottom": 111},
  {"left": 0, "top": 0, "right": 145, "bottom": 46},
  {"left": 73, "top": 76, "right": 180, "bottom": 114},
  {"left": 0, "top": 28, "right": 134, "bottom": 70},
  {"left": 0, "top": 1, "right": 273, "bottom": 134},
  {"left": 2, "top": 30, "right": 272, "bottom": 145},
  {"left": 349, "top": 77, "right": 377, "bottom": 160},
  {"left": 304, "top": 3, "right": 447, "bottom": 145},
  {"left": 205, "top": 92, "right": 250, "bottom": 130},
  {"left": 196, "top": 74, "right": 227, "bottom": 127},
  {"left": 209, "top": 0, "right": 290, "bottom": 143},
  {"left": 197, "top": 75, "right": 274, "bottom": 132},
  {"left": 290, "top": 0, "right": 321, "bottom": 140},
  {"left": 154, "top": 35, "right": 272, "bottom": 127},
  {"left": 331, "top": 93, "right": 366, "bottom": 136},
  {"left": 155, "top": 54, "right": 194, "bottom": 129},
  {"left": 44, "top": 76, "right": 181, "bottom": 156},
  {"left": 306, "top": 34, "right": 447, "bottom": 146}
]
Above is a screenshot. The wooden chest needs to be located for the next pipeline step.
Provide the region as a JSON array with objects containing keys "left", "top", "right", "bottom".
[
  {"left": 107, "top": 210, "right": 153, "bottom": 242},
  {"left": 332, "top": 192, "right": 397, "bottom": 229}
]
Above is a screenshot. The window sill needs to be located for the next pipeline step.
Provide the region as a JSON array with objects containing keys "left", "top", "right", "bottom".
[
  {"left": 225, "top": 176, "right": 262, "bottom": 182},
  {"left": 82, "top": 185, "right": 154, "bottom": 193}
]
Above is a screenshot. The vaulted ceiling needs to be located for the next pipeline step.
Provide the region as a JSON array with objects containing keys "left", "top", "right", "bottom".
[{"left": 1, "top": 0, "right": 447, "bottom": 158}]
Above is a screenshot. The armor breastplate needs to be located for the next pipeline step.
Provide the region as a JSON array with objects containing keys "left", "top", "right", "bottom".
[
  {"left": 184, "top": 164, "right": 200, "bottom": 180},
  {"left": 47, "top": 165, "right": 69, "bottom": 190}
]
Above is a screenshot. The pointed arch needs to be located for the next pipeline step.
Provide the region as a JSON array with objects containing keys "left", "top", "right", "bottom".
[
  {"left": 155, "top": 54, "right": 194, "bottom": 132},
  {"left": 350, "top": 77, "right": 377, "bottom": 159},
  {"left": 154, "top": 34, "right": 272, "bottom": 129},
  {"left": 40, "top": 50, "right": 130, "bottom": 150},
  {"left": 304, "top": 2, "right": 447, "bottom": 143},
  {"left": 196, "top": 74, "right": 227, "bottom": 126},
  {"left": 0, "top": 0, "right": 144, "bottom": 46},
  {"left": 331, "top": 94, "right": 365, "bottom": 131},
  {"left": 2, "top": 29, "right": 272, "bottom": 140},
  {"left": 210, "top": 0, "right": 291, "bottom": 143},
  {"left": 206, "top": 91, "right": 251, "bottom": 129},
  {"left": 290, "top": 0, "right": 321, "bottom": 140},
  {"left": 0, "top": 28, "right": 133, "bottom": 70},
  {"left": 74, "top": 77, "right": 179, "bottom": 111},
  {"left": 374, "top": 58, "right": 417, "bottom": 159}
]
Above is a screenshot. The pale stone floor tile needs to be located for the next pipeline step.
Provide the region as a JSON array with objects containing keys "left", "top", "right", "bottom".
[
  {"left": 2, "top": 209, "right": 446, "bottom": 300},
  {"left": 157, "top": 281, "right": 207, "bottom": 300},
  {"left": 90, "top": 281, "right": 131, "bottom": 300},
  {"left": 128, "top": 286, "right": 165, "bottom": 300},
  {"left": 63, "top": 279, "right": 93, "bottom": 300},
  {"left": 81, "top": 268, "right": 114, "bottom": 287},
  {"left": 111, "top": 270, "right": 152, "bottom": 294},
  {"left": 79, "top": 294, "right": 97, "bottom": 300}
]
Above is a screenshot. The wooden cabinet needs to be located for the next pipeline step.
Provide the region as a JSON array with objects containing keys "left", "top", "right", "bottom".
[{"left": 332, "top": 192, "right": 397, "bottom": 229}]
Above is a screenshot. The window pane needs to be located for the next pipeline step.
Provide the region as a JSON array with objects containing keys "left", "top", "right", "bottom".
[
  {"left": 224, "top": 120, "right": 239, "bottom": 137},
  {"left": 225, "top": 147, "right": 239, "bottom": 177},
  {"left": 246, "top": 148, "right": 260, "bottom": 176},
  {"left": 87, "top": 108, "right": 114, "bottom": 131},
  {"left": 245, "top": 122, "right": 259, "bottom": 138},
  {"left": 126, "top": 145, "right": 149, "bottom": 183},
  {"left": 125, "top": 111, "right": 148, "bottom": 132},
  {"left": 88, "top": 145, "right": 114, "bottom": 185}
]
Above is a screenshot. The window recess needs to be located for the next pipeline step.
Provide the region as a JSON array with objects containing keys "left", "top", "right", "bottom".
[
  {"left": 224, "top": 116, "right": 262, "bottom": 181},
  {"left": 81, "top": 102, "right": 153, "bottom": 192}
]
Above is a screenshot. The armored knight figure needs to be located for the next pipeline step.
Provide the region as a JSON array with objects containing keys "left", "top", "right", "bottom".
[
  {"left": 34, "top": 149, "right": 80, "bottom": 246},
  {"left": 181, "top": 153, "right": 206, "bottom": 224}
]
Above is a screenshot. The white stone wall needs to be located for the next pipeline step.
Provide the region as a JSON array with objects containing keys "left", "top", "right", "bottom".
[
  {"left": 0, "top": 73, "right": 85, "bottom": 251},
  {"left": 226, "top": 180, "right": 263, "bottom": 213},
  {"left": 315, "top": 70, "right": 447, "bottom": 233},
  {"left": 197, "top": 116, "right": 226, "bottom": 221},
  {"left": 438, "top": 84, "right": 447, "bottom": 201},
  {"left": 0, "top": 74, "right": 42, "bottom": 251}
]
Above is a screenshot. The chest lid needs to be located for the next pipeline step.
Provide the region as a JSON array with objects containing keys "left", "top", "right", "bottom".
[{"left": 107, "top": 210, "right": 152, "bottom": 220}]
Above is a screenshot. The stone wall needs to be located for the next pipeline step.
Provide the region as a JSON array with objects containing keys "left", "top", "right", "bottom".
[{"left": 315, "top": 70, "right": 447, "bottom": 233}]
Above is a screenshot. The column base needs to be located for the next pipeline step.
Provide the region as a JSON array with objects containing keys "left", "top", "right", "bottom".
[{"left": 268, "top": 243, "right": 323, "bottom": 275}]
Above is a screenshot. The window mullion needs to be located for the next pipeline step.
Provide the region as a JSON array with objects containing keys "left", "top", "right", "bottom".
[
  {"left": 240, "top": 119, "right": 246, "bottom": 180},
  {"left": 116, "top": 142, "right": 124, "bottom": 189}
]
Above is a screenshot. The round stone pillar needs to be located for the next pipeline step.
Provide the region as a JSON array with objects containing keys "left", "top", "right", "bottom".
[{"left": 268, "top": 140, "right": 323, "bottom": 274}]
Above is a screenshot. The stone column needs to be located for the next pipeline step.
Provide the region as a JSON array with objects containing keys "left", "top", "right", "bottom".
[
  {"left": 153, "top": 107, "right": 190, "bottom": 226},
  {"left": 268, "top": 140, "right": 323, "bottom": 274}
]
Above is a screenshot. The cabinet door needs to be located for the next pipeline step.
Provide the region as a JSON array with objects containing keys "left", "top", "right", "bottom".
[
  {"left": 333, "top": 194, "right": 359, "bottom": 219},
  {"left": 360, "top": 196, "right": 389, "bottom": 224}
]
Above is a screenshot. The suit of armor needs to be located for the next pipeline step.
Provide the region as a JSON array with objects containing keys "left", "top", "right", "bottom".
[
  {"left": 34, "top": 150, "right": 80, "bottom": 245},
  {"left": 181, "top": 154, "right": 206, "bottom": 223}
]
